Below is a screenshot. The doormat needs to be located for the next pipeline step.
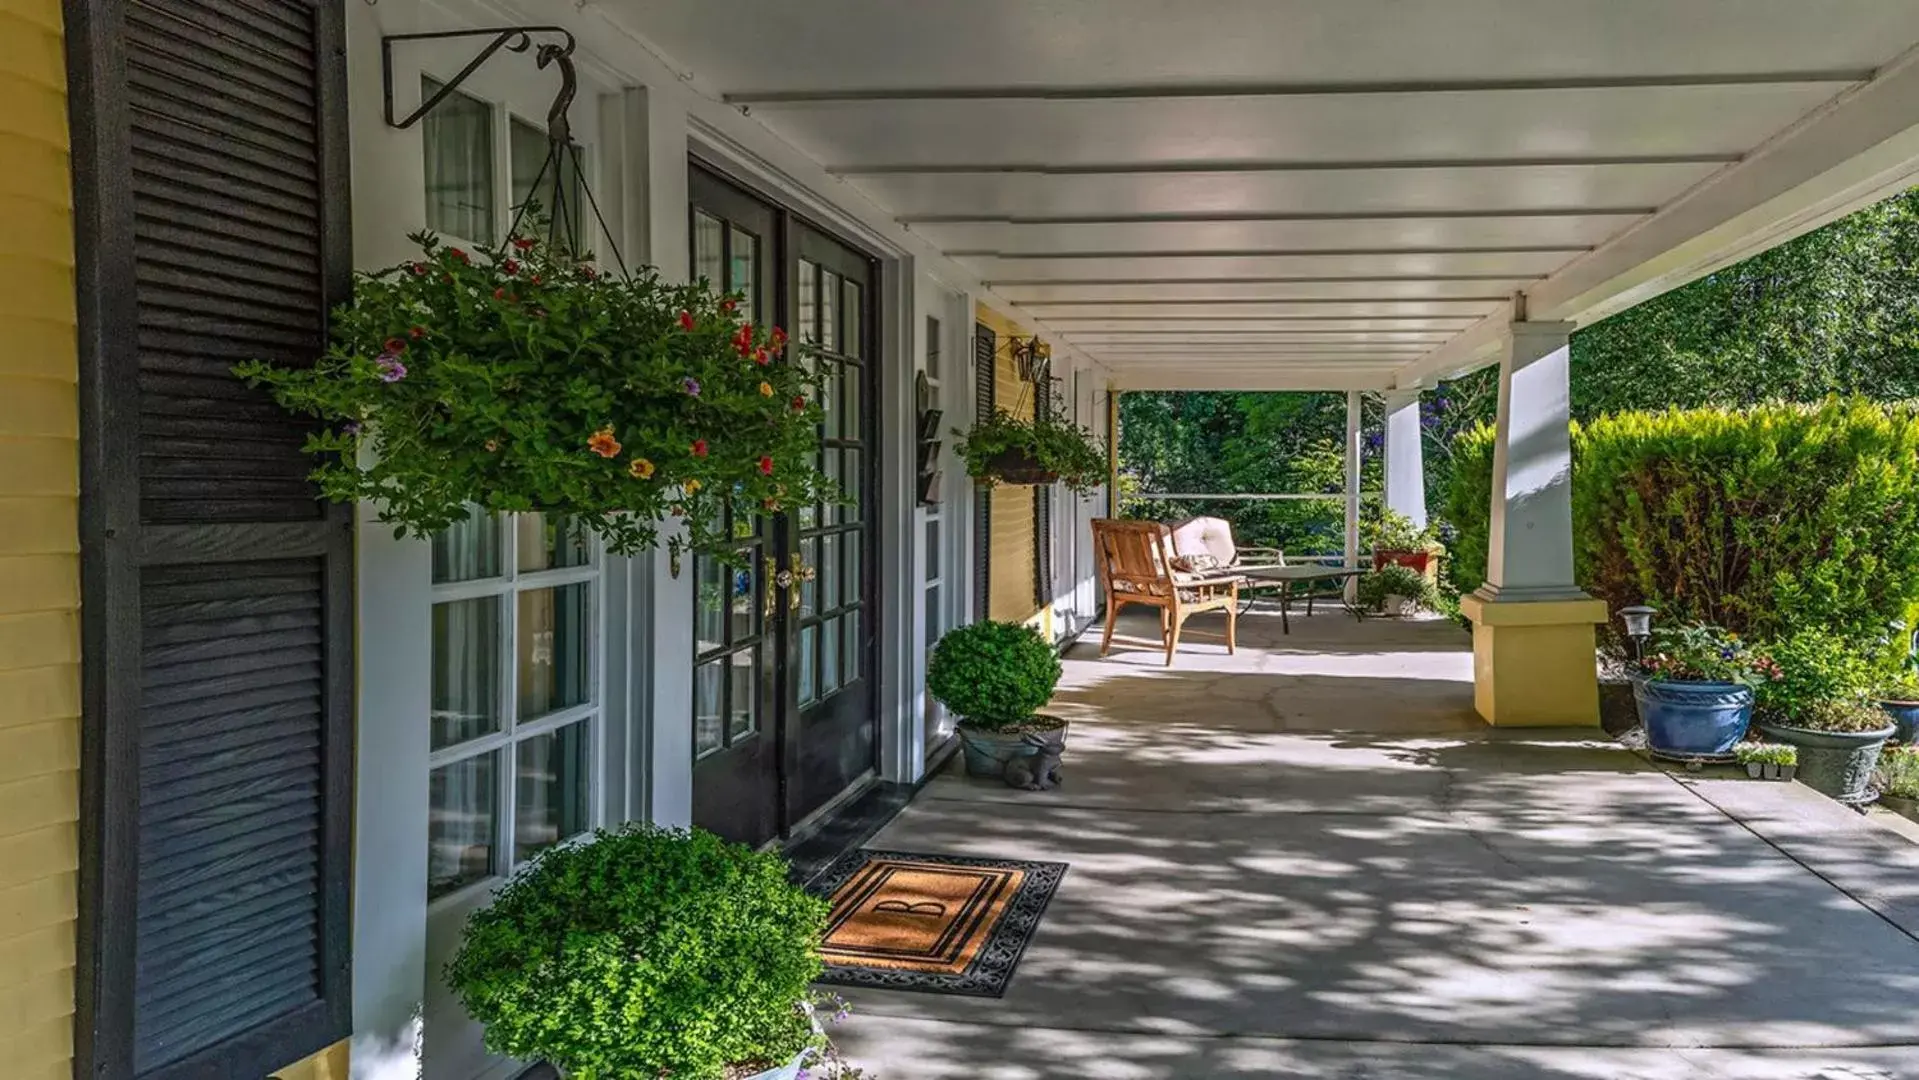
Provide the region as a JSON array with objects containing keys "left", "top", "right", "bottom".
[{"left": 809, "top": 849, "right": 1067, "bottom": 997}]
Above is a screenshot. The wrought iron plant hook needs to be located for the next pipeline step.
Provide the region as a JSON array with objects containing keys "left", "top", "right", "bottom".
[{"left": 381, "top": 26, "right": 579, "bottom": 133}]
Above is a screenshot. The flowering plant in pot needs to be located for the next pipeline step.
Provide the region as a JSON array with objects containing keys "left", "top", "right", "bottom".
[
  {"left": 1877, "top": 744, "right": 1919, "bottom": 820},
  {"left": 445, "top": 824, "right": 865, "bottom": 1080},
  {"left": 953, "top": 385, "right": 1106, "bottom": 495},
  {"left": 1363, "top": 509, "right": 1443, "bottom": 575},
  {"left": 1355, "top": 563, "right": 1433, "bottom": 616},
  {"left": 927, "top": 620, "right": 1065, "bottom": 779},
  {"left": 235, "top": 232, "right": 830, "bottom": 566},
  {"left": 1631, "top": 623, "right": 1780, "bottom": 758},
  {"left": 1754, "top": 629, "right": 1895, "bottom": 803}
]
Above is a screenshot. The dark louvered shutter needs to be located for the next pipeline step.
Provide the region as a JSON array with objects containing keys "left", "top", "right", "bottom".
[
  {"left": 70, "top": 2, "right": 354, "bottom": 1078},
  {"left": 972, "top": 323, "right": 995, "bottom": 621},
  {"left": 1033, "top": 377, "right": 1053, "bottom": 612}
]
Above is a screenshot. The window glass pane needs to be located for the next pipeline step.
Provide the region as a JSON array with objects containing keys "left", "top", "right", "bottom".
[
  {"left": 822, "top": 615, "right": 841, "bottom": 695},
  {"left": 433, "top": 510, "right": 501, "bottom": 584},
  {"left": 518, "top": 584, "right": 590, "bottom": 720},
  {"left": 432, "top": 597, "right": 501, "bottom": 750},
  {"left": 429, "top": 752, "right": 497, "bottom": 899},
  {"left": 925, "top": 584, "right": 942, "bottom": 645},
  {"left": 926, "top": 315, "right": 941, "bottom": 379},
  {"left": 843, "top": 610, "right": 861, "bottom": 684},
  {"left": 798, "top": 626, "right": 817, "bottom": 706},
  {"left": 515, "top": 721, "right": 589, "bottom": 863},
  {"left": 695, "top": 661, "right": 724, "bottom": 756},
  {"left": 843, "top": 280, "right": 863, "bottom": 359},
  {"left": 730, "top": 227, "right": 760, "bottom": 323},
  {"left": 821, "top": 532, "right": 840, "bottom": 611},
  {"left": 729, "top": 648, "right": 757, "bottom": 740},
  {"left": 517, "top": 512, "right": 589, "bottom": 572},
  {"left": 798, "top": 259, "right": 820, "bottom": 344},
  {"left": 510, "top": 117, "right": 587, "bottom": 253},
  {"left": 422, "top": 77, "right": 495, "bottom": 245},
  {"left": 730, "top": 561, "right": 757, "bottom": 643},
  {"left": 925, "top": 518, "right": 940, "bottom": 583},
  {"left": 799, "top": 537, "right": 819, "bottom": 618},
  {"left": 821, "top": 270, "right": 841, "bottom": 352},
  {"left": 695, "top": 555, "right": 726, "bottom": 654},
  {"left": 694, "top": 211, "right": 725, "bottom": 295}
]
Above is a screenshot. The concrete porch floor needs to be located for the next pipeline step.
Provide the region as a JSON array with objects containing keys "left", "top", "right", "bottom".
[{"left": 830, "top": 606, "right": 1919, "bottom": 1078}]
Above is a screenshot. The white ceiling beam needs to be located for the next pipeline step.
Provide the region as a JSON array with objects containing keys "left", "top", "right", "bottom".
[
  {"left": 1394, "top": 42, "right": 1919, "bottom": 388},
  {"left": 951, "top": 244, "right": 1587, "bottom": 259},
  {"left": 835, "top": 154, "right": 1738, "bottom": 177},
  {"left": 899, "top": 207, "right": 1656, "bottom": 224},
  {"left": 1110, "top": 367, "right": 1399, "bottom": 392}
]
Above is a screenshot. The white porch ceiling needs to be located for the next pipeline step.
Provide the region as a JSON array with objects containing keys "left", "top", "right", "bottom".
[{"left": 603, "top": 0, "right": 1919, "bottom": 390}]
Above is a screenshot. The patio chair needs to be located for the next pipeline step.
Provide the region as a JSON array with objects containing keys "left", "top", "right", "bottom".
[
  {"left": 1166, "top": 515, "right": 1346, "bottom": 618},
  {"left": 1091, "top": 518, "right": 1238, "bottom": 666}
]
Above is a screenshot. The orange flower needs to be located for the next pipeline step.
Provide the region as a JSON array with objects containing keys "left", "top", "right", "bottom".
[
  {"left": 759, "top": 381, "right": 774, "bottom": 397},
  {"left": 587, "top": 426, "right": 621, "bottom": 459},
  {"left": 628, "top": 457, "right": 655, "bottom": 479}
]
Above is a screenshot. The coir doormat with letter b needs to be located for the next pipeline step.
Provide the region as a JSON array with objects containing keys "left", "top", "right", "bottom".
[{"left": 809, "top": 850, "right": 1067, "bottom": 997}]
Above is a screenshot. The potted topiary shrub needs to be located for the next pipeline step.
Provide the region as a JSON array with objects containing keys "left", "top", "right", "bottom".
[
  {"left": 1631, "top": 623, "right": 1779, "bottom": 759},
  {"left": 1364, "top": 509, "right": 1442, "bottom": 576},
  {"left": 1877, "top": 744, "right": 1919, "bottom": 820},
  {"left": 1754, "top": 629, "right": 1895, "bottom": 803},
  {"left": 445, "top": 824, "right": 838, "bottom": 1080},
  {"left": 1355, "top": 563, "right": 1432, "bottom": 617},
  {"left": 927, "top": 620, "right": 1066, "bottom": 779},
  {"left": 1732, "top": 741, "right": 1797, "bottom": 781}
]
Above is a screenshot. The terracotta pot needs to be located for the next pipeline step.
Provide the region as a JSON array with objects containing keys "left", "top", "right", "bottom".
[{"left": 1373, "top": 550, "right": 1432, "bottom": 575}]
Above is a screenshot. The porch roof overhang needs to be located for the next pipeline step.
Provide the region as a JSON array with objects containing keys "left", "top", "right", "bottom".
[{"left": 600, "top": 1, "right": 1919, "bottom": 392}]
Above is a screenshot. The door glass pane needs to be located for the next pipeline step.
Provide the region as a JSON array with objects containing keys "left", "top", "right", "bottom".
[
  {"left": 429, "top": 752, "right": 498, "bottom": 899},
  {"left": 517, "top": 512, "right": 589, "bottom": 572},
  {"left": 694, "top": 211, "right": 725, "bottom": 294},
  {"left": 843, "top": 363, "right": 862, "bottom": 436},
  {"left": 731, "top": 227, "right": 760, "bottom": 322},
  {"left": 843, "top": 280, "right": 863, "bottom": 358},
  {"left": 843, "top": 610, "right": 861, "bottom": 684},
  {"left": 821, "top": 270, "right": 841, "bottom": 352},
  {"left": 695, "top": 661, "right": 724, "bottom": 756},
  {"left": 509, "top": 117, "right": 587, "bottom": 253},
  {"left": 823, "top": 449, "right": 841, "bottom": 525},
  {"left": 433, "top": 510, "right": 500, "bottom": 584},
  {"left": 695, "top": 555, "right": 726, "bottom": 654},
  {"left": 822, "top": 614, "right": 842, "bottom": 694},
  {"left": 925, "top": 518, "right": 940, "bottom": 583},
  {"left": 842, "top": 449, "right": 863, "bottom": 520},
  {"left": 799, "top": 537, "right": 819, "bottom": 617},
  {"left": 846, "top": 530, "right": 863, "bottom": 601},
  {"left": 729, "top": 648, "right": 758, "bottom": 740},
  {"left": 729, "top": 561, "right": 757, "bottom": 643},
  {"left": 821, "top": 360, "right": 841, "bottom": 440},
  {"left": 518, "top": 584, "right": 590, "bottom": 720},
  {"left": 421, "top": 77, "right": 495, "bottom": 245},
  {"left": 798, "top": 626, "right": 818, "bottom": 706},
  {"left": 514, "top": 721, "right": 588, "bottom": 863},
  {"left": 798, "top": 259, "right": 820, "bottom": 344},
  {"left": 432, "top": 597, "right": 501, "bottom": 750},
  {"left": 821, "top": 532, "right": 840, "bottom": 611}
]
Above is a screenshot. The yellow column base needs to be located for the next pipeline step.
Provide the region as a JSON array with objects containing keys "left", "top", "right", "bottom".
[
  {"left": 1458, "top": 592, "right": 1609, "bottom": 727},
  {"left": 273, "top": 1040, "right": 349, "bottom": 1080}
]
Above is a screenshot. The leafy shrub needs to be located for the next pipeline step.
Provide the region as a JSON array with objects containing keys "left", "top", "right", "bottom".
[
  {"left": 445, "top": 825, "right": 828, "bottom": 1080},
  {"left": 1879, "top": 744, "right": 1919, "bottom": 797},
  {"left": 1879, "top": 680, "right": 1919, "bottom": 703},
  {"left": 1732, "top": 741, "right": 1796, "bottom": 766},
  {"left": 1753, "top": 628, "right": 1877, "bottom": 723},
  {"left": 1446, "top": 400, "right": 1919, "bottom": 659},
  {"left": 1363, "top": 508, "right": 1441, "bottom": 553},
  {"left": 1778, "top": 697, "right": 1892, "bottom": 734},
  {"left": 1356, "top": 564, "right": 1433, "bottom": 611},
  {"left": 236, "top": 232, "right": 829, "bottom": 561},
  {"left": 927, "top": 620, "right": 1061, "bottom": 729},
  {"left": 1636, "top": 623, "right": 1780, "bottom": 687}
]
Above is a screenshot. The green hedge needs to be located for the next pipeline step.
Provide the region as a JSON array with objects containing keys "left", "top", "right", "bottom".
[{"left": 1444, "top": 398, "right": 1919, "bottom": 652}]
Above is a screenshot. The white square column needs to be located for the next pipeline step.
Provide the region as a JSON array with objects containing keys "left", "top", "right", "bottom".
[
  {"left": 1458, "top": 321, "right": 1607, "bottom": 727},
  {"left": 1343, "top": 389, "right": 1362, "bottom": 573},
  {"left": 1381, "top": 388, "right": 1427, "bottom": 528}
]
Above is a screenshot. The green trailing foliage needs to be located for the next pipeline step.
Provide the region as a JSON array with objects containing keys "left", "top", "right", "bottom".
[
  {"left": 1356, "top": 564, "right": 1433, "bottom": 612},
  {"left": 955, "top": 381, "right": 1107, "bottom": 495},
  {"left": 926, "top": 620, "right": 1061, "bottom": 729},
  {"left": 1446, "top": 400, "right": 1919, "bottom": 661},
  {"left": 444, "top": 824, "right": 828, "bottom": 1080}
]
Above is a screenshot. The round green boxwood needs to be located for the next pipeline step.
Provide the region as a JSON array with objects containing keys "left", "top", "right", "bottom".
[
  {"left": 927, "top": 619, "right": 1062, "bottom": 729},
  {"left": 445, "top": 824, "right": 828, "bottom": 1080}
]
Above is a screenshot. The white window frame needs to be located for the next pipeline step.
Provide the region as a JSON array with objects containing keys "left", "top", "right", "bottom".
[
  {"left": 419, "top": 76, "right": 601, "bottom": 257},
  {"left": 427, "top": 516, "right": 608, "bottom": 912}
]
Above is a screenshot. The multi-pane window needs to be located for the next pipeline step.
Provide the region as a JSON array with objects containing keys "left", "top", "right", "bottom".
[
  {"left": 510, "top": 117, "right": 590, "bottom": 254},
  {"left": 420, "top": 76, "right": 594, "bottom": 252},
  {"left": 923, "top": 315, "right": 948, "bottom": 742},
  {"left": 422, "top": 77, "right": 495, "bottom": 245},
  {"left": 428, "top": 512, "right": 599, "bottom": 900}
]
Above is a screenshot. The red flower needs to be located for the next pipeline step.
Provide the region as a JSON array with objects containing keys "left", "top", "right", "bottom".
[
  {"left": 408, "top": 326, "right": 426, "bottom": 339},
  {"left": 511, "top": 237, "right": 536, "bottom": 251},
  {"left": 732, "top": 324, "right": 755, "bottom": 357},
  {"left": 383, "top": 337, "right": 407, "bottom": 354},
  {"left": 758, "top": 455, "right": 775, "bottom": 476},
  {"left": 791, "top": 395, "right": 807, "bottom": 411},
  {"left": 721, "top": 298, "right": 738, "bottom": 314},
  {"left": 503, "top": 258, "right": 521, "bottom": 275},
  {"left": 408, "top": 262, "right": 427, "bottom": 276},
  {"left": 678, "top": 310, "right": 696, "bottom": 332},
  {"left": 770, "top": 326, "right": 787, "bottom": 349},
  {"left": 691, "top": 439, "right": 709, "bottom": 458},
  {"left": 448, "top": 247, "right": 469, "bottom": 264},
  {"left": 493, "top": 287, "right": 506, "bottom": 300},
  {"left": 754, "top": 347, "right": 769, "bottom": 365},
  {"left": 529, "top": 274, "right": 542, "bottom": 285},
  {"left": 580, "top": 265, "right": 598, "bottom": 280}
]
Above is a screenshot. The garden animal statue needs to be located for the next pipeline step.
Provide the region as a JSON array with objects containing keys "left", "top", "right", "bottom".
[{"left": 1004, "top": 731, "right": 1064, "bottom": 791}]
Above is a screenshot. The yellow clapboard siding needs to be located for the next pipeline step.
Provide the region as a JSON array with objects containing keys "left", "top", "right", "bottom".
[
  {"left": 976, "top": 304, "right": 1046, "bottom": 625},
  {"left": 0, "top": 10, "right": 78, "bottom": 1077}
]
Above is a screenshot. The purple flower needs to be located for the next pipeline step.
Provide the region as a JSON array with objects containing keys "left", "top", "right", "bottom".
[
  {"left": 683, "top": 376, "right": 702, "bottom": 397},
  {"left": 376, "top": 354, "right": 407, "bottom": 383},
  {"left": 342, "top": 421, "right": 362, "bottom": 435}
]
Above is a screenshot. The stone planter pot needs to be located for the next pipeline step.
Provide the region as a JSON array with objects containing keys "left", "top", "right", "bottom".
[
  {"left": 1743, "top": 762, "right": 1797, "bottom": 781},
  {"left": 1878, "top": 793, "right": 1919, "bottom": 823},
  {"left": 981, "top": 447, "right": 1057, "bottom": 486},
  {"left": 1631, "top": 677, "right": 1752, "bottom": 758},
  {"left": 1382, "top": 594, "right": 1417, "bottom": 617},
  {"left": 1876, "top": 698, "right": 1919, "bottom": 742},
  {"left": 956, "top": 716, "right": 1067, "bottom": 778},
  {"left": 1756, "top": 720, "right": 1897, "bottom": 803},
  {"left": 1372, "top": 550, "right": 1432, "bottom": 576}
]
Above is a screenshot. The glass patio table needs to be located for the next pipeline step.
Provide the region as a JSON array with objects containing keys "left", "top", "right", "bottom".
[{"left": 1236, "top": 564, "right": 1366, "bottom": 634}]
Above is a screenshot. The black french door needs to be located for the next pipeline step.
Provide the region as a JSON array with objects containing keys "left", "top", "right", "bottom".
[{"left": 688, "top": 165, "right": 879, "bottom": 846}]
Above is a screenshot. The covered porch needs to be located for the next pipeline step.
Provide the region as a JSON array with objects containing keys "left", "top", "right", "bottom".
[{"left": 832, "top": 606, "right": 1919, "bottom": 1077}]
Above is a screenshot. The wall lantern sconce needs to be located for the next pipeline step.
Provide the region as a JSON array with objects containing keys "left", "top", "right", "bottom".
[{"left": 1008, "top": 336, "right": 1051, "bottom": 384}]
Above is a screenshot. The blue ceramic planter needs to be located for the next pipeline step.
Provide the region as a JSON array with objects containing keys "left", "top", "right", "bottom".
[
  {"left": 1877, "top": 699, "right": 1919, "bottom": 743},
  {"left": 1631, "top": 677, "right": 1752, "bottom": 757}
]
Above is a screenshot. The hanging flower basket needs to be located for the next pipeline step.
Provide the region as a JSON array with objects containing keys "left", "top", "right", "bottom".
[
  {"left": 235, "top": 232, "right": 831, "bottom": 563},
  {"left": 982, "top": 446, "right": 1059, "bottom": 486},
  {"left": 954, "top": 402, "right": 1106, "bottom": 495}
]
